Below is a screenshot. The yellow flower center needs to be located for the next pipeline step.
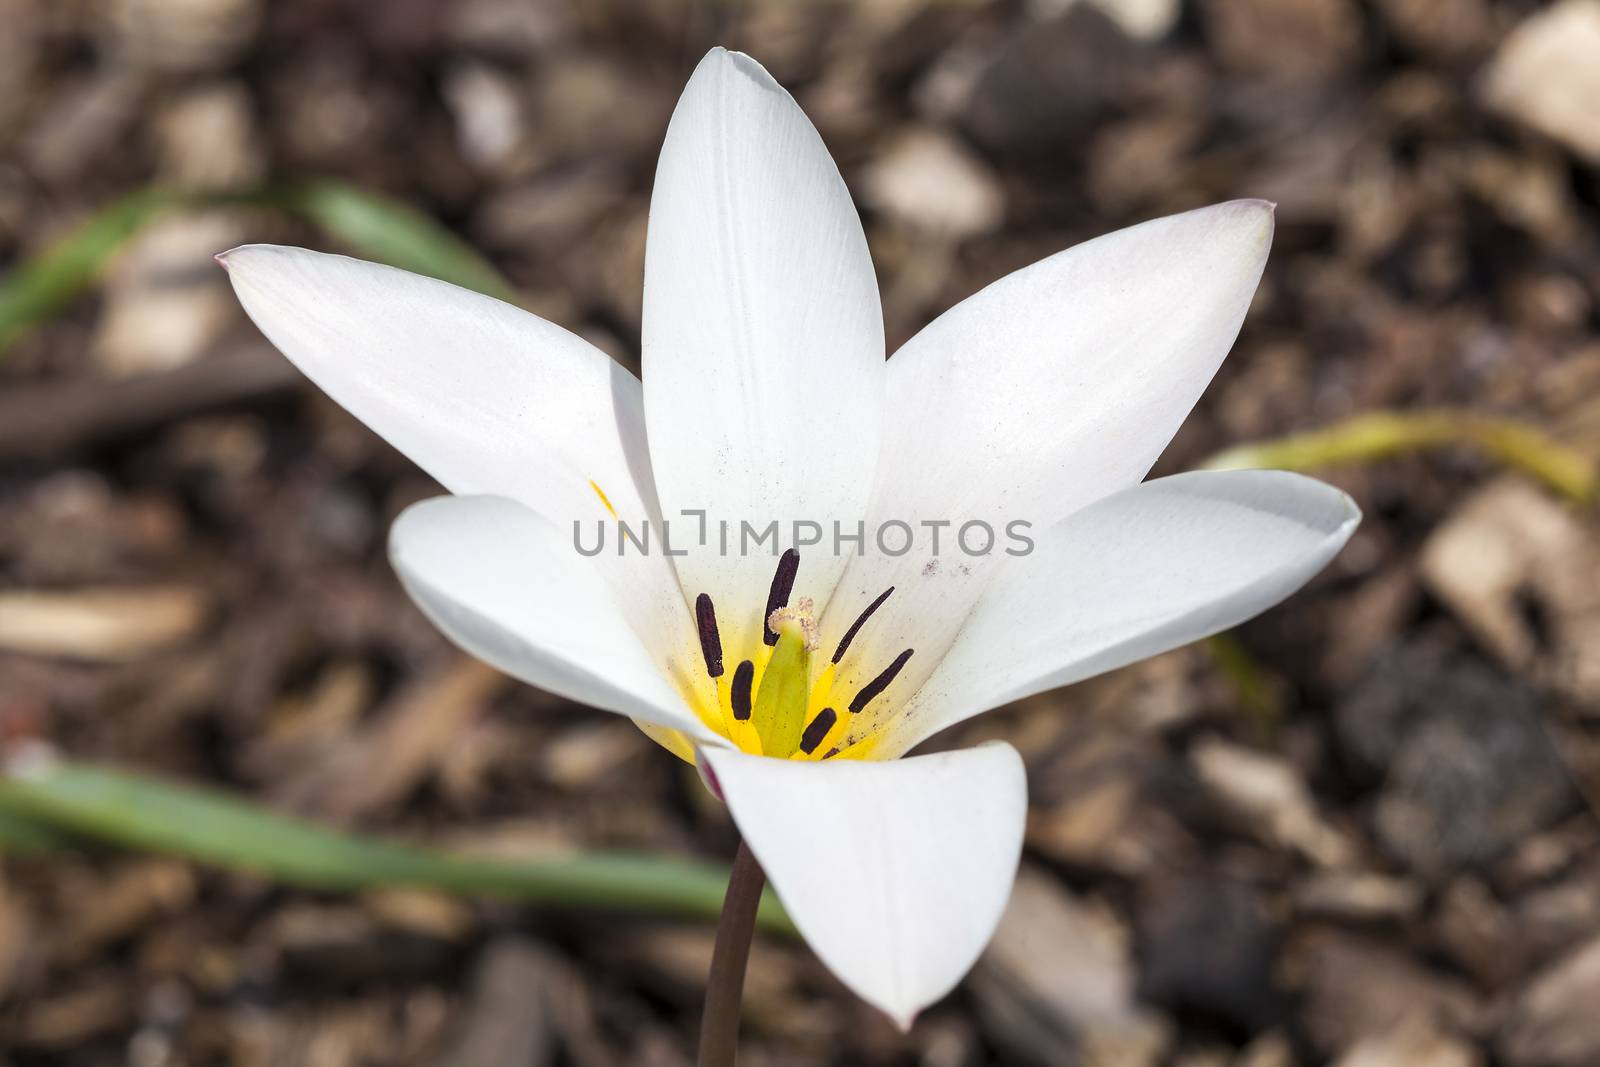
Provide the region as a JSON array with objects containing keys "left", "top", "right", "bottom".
[{"left": 685, "top": 550, "right": 911, "bottom": 761}]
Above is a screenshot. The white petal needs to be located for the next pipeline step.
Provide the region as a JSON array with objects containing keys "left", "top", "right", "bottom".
[
  {"left": 885, "top": 470, "right": 1359, "bottom": 756},
  {"left": 879, "top": 199, "right": 1273, "bottom": 530},
  {"left": 223, "top": 246, "right": 705, "bottom": 683},
  {"left": 702, "top": 743, "right": 1027, "bottom": 1028},
  {"left": 642, "top": 48, "right": 885, "bottom": 646},
  {"left": 389, "top": 495, "right": 715, "bottom": 742},
  {"left": 220, "top": 245, "right": 660, "bottom": 531},
  {"left": 819, "top": 202, "right": 1276, "bottom": 702}
]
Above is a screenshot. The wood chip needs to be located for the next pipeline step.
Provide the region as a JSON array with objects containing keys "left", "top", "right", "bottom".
[
  {"left": 1191, "top": 738, "right": 1355, "bottom": 867},
  {"left": 1484, "top": 0, "right": 1600, "bottom": 164},
  {"left": 273, "top": 657, "right": 509, "bottom": 823},
  {"left": 861, "top": 126, "right": 1004, "bottom": 238},
  {"left": 1333, "top": 1014, "right": 1481, "bottom": 1067},
  {"left": 973, "top": 865, "right": 1171, "bottom": 1067},
  {"left": 1294, "top": 931, "right": 1483, "bottom": 1056},
  {"left": 432, "top": 939, "right": 558, "bottom": 1067},
  {"left": 0, "top": 586, "right": 207, "bottom": 661},
  {"left": 1501, "top": 935, "right": 1600, "bottom": 1067}
]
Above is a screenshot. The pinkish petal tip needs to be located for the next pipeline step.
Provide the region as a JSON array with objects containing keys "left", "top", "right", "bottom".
[{"left": 694, "top": 749, "right": 725, "bottom": 802}]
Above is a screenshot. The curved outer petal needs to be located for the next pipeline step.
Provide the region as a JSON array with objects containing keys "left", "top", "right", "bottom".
[
  {"left": 881, "top": 199, "right": 1274, "bottom": 529},
  {"left": 390, "top": 495, "right": 717, "bottom": 743},
  {"left": 883, "top": 470, "right": 1359, "bottom": 757},
  {"left": 820, "top": 201, "right": 1277, "bottom": 704},
  {"left": 220, "top": 245, "right": 660, "bottom": 528},
  {"left": 642, "top": 48, "right": 885, "bottom": 648},
  {"left": 221, "top": 245, "right": 699, "bottom": 675},
  {"left": 702, "top": 742, "right": 1027, "bottom": 1028}
]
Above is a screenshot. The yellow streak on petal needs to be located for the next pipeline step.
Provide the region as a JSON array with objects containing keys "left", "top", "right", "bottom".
[
  {"left": 789, "top": 662, "right": 846, "bottom": 760},
  {"left": 588, "top": 479, "right": 619, "bottom": 519},
  {"left": 749, "top": 642, "right": 775, "bottom": 698},
  {"left": 715, "top": 674, "right": 763, "bottom": 755},
  {"left": 664, "top": 654, "right": 730, "bottom": 737},
  {"left": 792, "top": 704, "right": 850, "bottom": 761},
  {"left": 806, "top": 661, "right": 837, "bottom": 721},
  {"left": 634, "top": 720, "right": 696, "bottom": 763},
  {"left": 827, "top": 731, "right": 884, "bottom": 761}
]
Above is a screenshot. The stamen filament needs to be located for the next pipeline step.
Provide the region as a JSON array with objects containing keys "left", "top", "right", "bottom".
[
  {"left": 798, "top": 707, "right": 837, "bottom": 755},
  {"left": 718, "top": 672, "right": 763, "bottom": 755},
  {"left": 762, "top": 548, "right": 800, "bottom": 646},
  {"left": 695, "top": 593, "right": 724, "bottom": 678},
  {"left": 730, "top": 660, "right": 755, "bottom": 721},
  {"left": 832, "top": 586, "right": 894, "bottom": 665},
  {"left": 848, "top": 648, "right": 914, "bottom": 714}
]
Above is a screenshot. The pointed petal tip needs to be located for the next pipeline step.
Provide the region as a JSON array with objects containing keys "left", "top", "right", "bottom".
[
  {"left": 1202, "top": 468, "right": 1364, "bottom": 540},
  {"left": 1228, "top": 197, "right": 1276, "bottom": 238},
  {"left": 1262, "top": 469, "right": 1364, "bottom": 534},
  {"left": 1194, "top": 198, "right": 1274, "bottom": 261},
  {"left": 693, "top": 745, "right": 726, "bottom": 802},
  {"left": 1191, "top": 198, "right": 1274, "bottom": 244},
  {"left": 212, "top": 244, "right": 282, "bottom": 274},
  {"left": 1292, "top": 476, "right": 1362, "bottom": 550},
  {"left": 211, "top": 243, "right": 297, "bottom": 279},
  {"left": 698, "top": 45, "right": 780, "bottom": 93},
  {"left": 1337, "top": 487, "right": 1363, "bottom": 527}
]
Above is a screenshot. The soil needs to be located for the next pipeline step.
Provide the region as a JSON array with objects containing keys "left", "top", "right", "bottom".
[{"left": 3, "top": 1, "right": 1600, "bottom": 1065}]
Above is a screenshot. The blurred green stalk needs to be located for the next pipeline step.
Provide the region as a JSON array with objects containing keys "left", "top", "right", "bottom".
[
  {"left": 0, "top": 805, "right": 74, "bottom": 852},
  {"left": 0, "top": 757, "right": 795, "bottom": 935},
  {"left": 0, "top": 181, "right": 517, "bottom": 359},
  {"left": 272, "top": 181, "right": 520, "bottom": 305},
  {"left": 0, "top": 187, "right": 177, "bottom": 354},
  {"left": 1205, "top": 632, "right": 1285, "bottom": 738},
  {"left": 1203, "top": 410, "right": 1596, "bottom": 504}
]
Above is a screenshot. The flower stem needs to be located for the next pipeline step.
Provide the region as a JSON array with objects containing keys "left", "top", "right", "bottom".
[{"left": 698, "top": 839, "right": 766, "bottom": 1067}]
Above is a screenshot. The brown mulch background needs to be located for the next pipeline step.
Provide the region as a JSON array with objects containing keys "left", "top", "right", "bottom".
[{"left": 4, "top": 0, "right": 1600, "bottom": 1064}]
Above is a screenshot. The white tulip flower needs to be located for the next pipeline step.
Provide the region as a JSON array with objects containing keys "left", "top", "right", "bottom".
[{"left": 220, "top": 47, "right": 1358, "bottom": 1031}]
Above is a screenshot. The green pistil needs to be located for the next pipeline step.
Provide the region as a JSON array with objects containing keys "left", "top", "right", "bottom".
[{"left": 753, "top": 625, "right": 812, "bottom": 758}]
